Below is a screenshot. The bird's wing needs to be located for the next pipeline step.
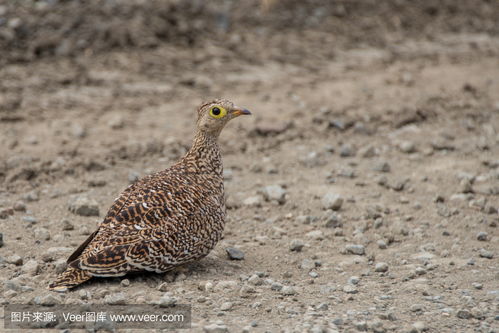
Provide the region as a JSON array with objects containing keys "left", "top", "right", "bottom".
[
  {"left": 75, "top": 224, "right": 203, "bottom": 275},
  {"left": 66, "top": 174, "right": 178, "bottom": 264}
]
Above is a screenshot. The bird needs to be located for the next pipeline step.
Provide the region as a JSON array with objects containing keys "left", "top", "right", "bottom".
[{"left": 48, "top": 99, "right": 251, "bottom": 291}]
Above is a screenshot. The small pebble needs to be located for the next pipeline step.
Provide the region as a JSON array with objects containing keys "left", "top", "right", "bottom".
[
  {"left": 62, "top": 219, "right": 74, "bottom": 231},
  {"left": 471, "top": 282, "right": 483, "bottom": 290},
  {"left": 399, "top": 141, "right": 416, "bottom": 153},
  {"left": 289, "top": 239, "right": 304, "bottom": 252},
  {"left": 281, "top": 286, "right": 296, "bottom": 296},
  {"left": 456, "top": 309, "right": 473, "bottom": 319},
  {"left": 479, "top": 249, "right": 493, "bottom": 259},
  {"left": 6, "top": 254, "right": 23, "bottom": 266},
  {"left": 412, "top": 321, "right": 428, "bottom": 332},
  {"left": 476, "top": 232, "right": 488, "bottom": 241},
  {"left": 377, "top": 240, "right": 387, "bottom": 249},
  {"left": 203, "top": 323, "right": 229, "bottom": 333},
  {"left": 104, "top": 292, "right": 126, "bottom": 305},
  {"left": 13, "top": 201, "right": 26, "bottom": 212},
  {"left": 225, "top": 247, "right": 245, "bottom": 260},
  {"left": 345, "top": 244, "right": 365, "bottom": 255},
  {"left": 322, "top": 192, "right": 344, "bottom": 211},
  {"left": 260, "top": 185, "right": 287, "bottom": 204},
  {"left": 348, "top": 276, "right": 360, "bottom": 285},
  {"left": 375, "top": 262, "right": 389, "bottom": 272},
  {"left": 158, "top": 293, "right": 177, "bottom": 307},
  {"left": 220, "top": 302, "right": 233, "bottom": 311},
  {"left": 68, "top": 195, "right": 100, "bottom": 217},
  {"left": 343, "top": 284, "right": 358, "bottom": 294}
]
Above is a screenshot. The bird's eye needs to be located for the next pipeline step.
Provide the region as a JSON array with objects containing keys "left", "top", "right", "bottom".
[{"left": 209, "top": 106, "right": 226, "bottom": 119}]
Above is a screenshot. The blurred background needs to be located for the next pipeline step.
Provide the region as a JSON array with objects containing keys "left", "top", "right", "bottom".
[{"left": 0, "top": 1, "right": 498, "bottom": 332}]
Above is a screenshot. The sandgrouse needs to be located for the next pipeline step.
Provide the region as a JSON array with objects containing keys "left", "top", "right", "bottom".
[{"left": 48, "top": 99, "right": 251, "bottom": 291}]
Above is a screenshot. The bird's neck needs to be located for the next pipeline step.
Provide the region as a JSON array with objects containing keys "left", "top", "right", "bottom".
[{"left": 181, "top": 130, "right": 223, "bottom": 176}]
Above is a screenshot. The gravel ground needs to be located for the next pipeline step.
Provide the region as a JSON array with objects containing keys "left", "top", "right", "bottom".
[{"left": 0, "top": 1, "right": 498, "bottom": 332}]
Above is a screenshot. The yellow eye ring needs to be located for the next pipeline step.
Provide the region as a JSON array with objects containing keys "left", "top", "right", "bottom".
[{"left": 209, "top": 106, "right": 227, "bottom": 119}]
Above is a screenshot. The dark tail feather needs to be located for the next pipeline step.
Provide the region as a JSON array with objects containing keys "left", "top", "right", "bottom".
[{"left": 48, "top": 266, "right": 92, "bottom": 292}]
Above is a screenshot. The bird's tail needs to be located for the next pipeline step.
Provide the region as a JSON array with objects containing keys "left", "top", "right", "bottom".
[{"left": 48, "top": 265, "right": 92, "bottom": 292}]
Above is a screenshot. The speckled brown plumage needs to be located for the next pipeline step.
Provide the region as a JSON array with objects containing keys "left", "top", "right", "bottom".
[{"left": 48, "top": 99, "right": 251, "bottom": 291}]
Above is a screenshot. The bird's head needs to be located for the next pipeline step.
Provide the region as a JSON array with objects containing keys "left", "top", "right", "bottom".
[{"left": 196, "top": 99, "right": 251, "bottom": 137}]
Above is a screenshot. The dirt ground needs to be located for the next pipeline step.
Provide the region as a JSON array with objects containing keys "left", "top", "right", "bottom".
[{"left": 0, "top": 1, "right": 498, "bottom": 332}]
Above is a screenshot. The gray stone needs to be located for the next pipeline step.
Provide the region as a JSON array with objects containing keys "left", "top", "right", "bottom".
[
  {"left": 35, "top": 294, "right": 61, "bottom": 306},
  {"left": 412, "top": 321, "right": 428, "bottom": 332},
  {"left": 261, "top": 185, "right": 287, "bottom": 204},
  {"left": 220, "top": 302, "right": 233, "bottom": 311},
  {"left": 460, "top": 179, "right": 473, "bottom": 193},
  {"left": 479, "top": 248, "right": 493, "bottom": 259},
  {"left": 62, "top": 219, "right": 74, "bottom": 231},
  {"left": 128, "top": 170, "right": 140, "bottom": 184},
  {"left": 322, "top": 192, "right": 343, "bottom": 211},
  {"left": 248, "top": 275, "right": 263, "bottom": 286},
  {"left": 373, "top": 161, "right": 391, "bottom": 173},
  {"left": 281, "top": 286, "right": 297, "bottom": 296},
  {"left": 271, "top": 282, "right": 283, "bottom": 291},
  {"left": 13, "top": 201, "right": 26, "bottom": 211},
  {"left": 242, "top": 195, "right": 263, "bottom": 207},
  {"left": 306, "top": 230, "right": 324, "bottom": 240},
  {"left": 0, "top": 233, "right": 3, "bottom": 247},
  {"left": 104, "top": 292, "right": 126, "bottom": 305},
  {"left": 359, "top": 145, "right": 376, "bottom": 158},
  {"left": 70, "top": 124, "right": 87, "bottom": 138},
  {"left": 348, "top": 276, "right": 360, "bottom": 285},
  {"left": 225, "top": 247, "right": 244, "bottom": 260},
  {"left": 79, "top": 289, "right": 91, "bottom": 300},
  {"left": 345, "top": 244, "right": 365, "bottom": 255},
  {"left": 42, "top": 247, "right": 72, "bottom": 262},
  {"left": 289, "top": 239, "right": 304, "bottom": 252},
  {"left": 214, "top": 280, "right": 238, "bottom": 292},
  {"left": 33, "top": 227, "right": 50, "bottom": 241},
  {"left": 68, "top": 195, "right": 100, "bottom": 216},
  {"left": 23, "top": 190, "right": 39, "bottom": 202},
  {"left": 399, "top": 141, "right": 416, "bottom": 153},
  {"left": 456, "top": 309, "right": 472, "bottom": 319},
  {"left": 410, "top": 304, "right": 423, "bottom": 312},
  {"left": 472, "top": 282, "right": 483, "bottom": 290},
  {"left": 296, "top": 215, "right": 313, "bottom": 224},
  {"left": 108, "top": 115, "right": 125, "bottom": 129},
  {"left": 6, "top": 254, "right": 23, "bottom": 265},
  {"left": 203, "top": 323, "right": 229, "bottom": 333},
  {"left": 415, "top": 267, "right": 427, "bottom": 275},
  {"left": 54, "top": 259, "right": 67, "bottom": 274},
  {"left": 476, "top": 232, "right": 488, "bottom": 241},
  {"left": 343, "top": 284, "right": 358, "bottom": 294},
  {"left": 22, "top": 259, "right": 39, "bottom": 276},
  {"left": 375, "top": 262, "right": 389, "bottom": 272},
  {"left": 324, "top": 212, "right": 342, "bottom": 228},
  {"left": 309, "top": 271, "right": 319, "bottom": 278},
  {"left": 4, "top": 279, "right": 21, "bottom": 291},
  {"left": 158, "top": 293, "right": 177, "bottom": 307},
  {"left": 339, "top": 144, "right": 355, "bottom": 157},
  {"left": 377, "top": 239, "right": 387, "bottom": 249},
  {"left": 354, "top": 321, "right": 367, "bottom": 331},
  {"left": 300, "top": 259, "right": 315, "bottom": 270},
  {"left": 22, "top": 216, "right": 37, "bottom": 224}
]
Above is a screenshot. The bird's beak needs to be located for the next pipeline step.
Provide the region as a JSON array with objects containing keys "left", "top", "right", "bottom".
[{"left": 230, "top": 106, "right": 252, "bottom": 117}]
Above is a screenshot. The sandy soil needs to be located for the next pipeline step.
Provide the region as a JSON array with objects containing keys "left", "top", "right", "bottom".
[{"left": 0, "top": 1, "right": 498, "bottom": 332}]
